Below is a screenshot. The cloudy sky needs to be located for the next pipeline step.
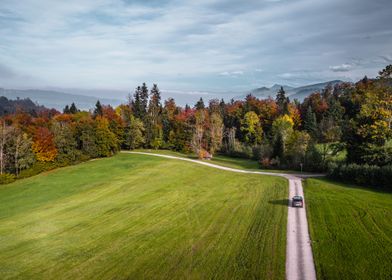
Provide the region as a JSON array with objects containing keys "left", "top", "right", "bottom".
[{"left": 0, "top": 0, "right": 391, "bottom": 93}]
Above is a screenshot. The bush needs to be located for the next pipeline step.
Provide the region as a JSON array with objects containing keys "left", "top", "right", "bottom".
[
  {"left": 221, "top": 142, "right": 253, "bottom": 159},
  {"left": 259, "top": 156, "right": 281, "bottom": 169},
  {"left": 304, "top": 144, "right": 324, "bottom": 172},
  {"left": 327, "top": 163, "right": 392, "bottom": 190},
  {"left": 18, "top": 161, "right": 58, "bottom": 179},
  {"left": 0, "top": 173, "right": 16, "bottom": 184}
]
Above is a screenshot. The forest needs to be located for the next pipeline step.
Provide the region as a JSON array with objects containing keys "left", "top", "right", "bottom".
[{"left": 0, "top": 65, "right": 391, "bottom": 188}]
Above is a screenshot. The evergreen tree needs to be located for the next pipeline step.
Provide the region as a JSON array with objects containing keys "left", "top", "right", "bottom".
[
  {"left": 140, "top": 83, "right": 149, "bottom": 118},
  {"left": 276, "top": 86, "right": 289, "bottom": 115},
  {"left": 195, "top": 98, "right": 205, "bottom": 110},
  {"left": 273, "top": 132, "right": 284, "bottom": 159},
  {"left": 133, "top": 86, "right": 142, "bottom": 119},
  {"left": 94, "top": 100, "right": 103, "bottom": 117},
  {"left": 304, "top": 106, "right": 318, "bottom": 138},
  {"left": 146, "top": 84, "right": 162, "bottom": 147},
  {"left": 149, "top": 84, "right": 162, "bottom": 118},
  {"left": 133, "top": 83, "right": 149, "bottom": 120},
  {"left": 69, "top": 103, "right": 78, "bottom": 114},
  {"left": 378, "top": 64, "right": 392, "bottom": 79},
  {"left": 63, "top": 105, "right": 70, "bottom": 114}
]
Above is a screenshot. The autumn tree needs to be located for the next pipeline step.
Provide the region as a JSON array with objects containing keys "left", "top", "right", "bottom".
[
  {"left": 241, "top": 111, "right": 262, "bottom": 145},
  {"left": 286, "top": 130, "right": 311, "bottom": 168},
  {"left": 52, "top": 121, "right": 79, "bottom": 163},
  {"left": 124, "top": 115, "right": 145, "bottom": 150},
  {"left": 0, "top": 122, "right": 15, "bottom": 174},
  {"left": 209, "top": 112, "right": 223, "bottom": 155},
  {"left": 32, "top": 127, "right": 58, "bottom": 162},
  {"left": 191, "top": 108, "right": 208, "bottom": 156},
  {"left": 95, "top": 117, "right": 119, "bottom": 157},
  {"left": 271, "top": 115, "right": 294, "bottom": 159},
  {"left": 13, "top": 131, "right": 35, "bottom": 176},
  {"left": 75, "top": 118, "right": 98, "bottom": 158}
]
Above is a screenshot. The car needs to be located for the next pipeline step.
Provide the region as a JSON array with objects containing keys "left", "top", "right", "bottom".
[{"left": 292, "top": 195, "right": 303, "bottom": 207}]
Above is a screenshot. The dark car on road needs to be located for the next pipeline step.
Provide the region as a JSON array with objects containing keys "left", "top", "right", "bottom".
[{"left": 292, "top": 196, "right": 303, "bottom": 207}]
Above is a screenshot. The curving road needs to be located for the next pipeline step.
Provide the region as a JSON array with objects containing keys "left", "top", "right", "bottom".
[{"left": 122, "top": 151, "right": 318, "bottom": 280}]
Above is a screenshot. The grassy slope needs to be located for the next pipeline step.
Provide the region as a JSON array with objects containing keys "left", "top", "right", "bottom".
[
  {"left": 304, "top": 178, "right": 392, "bottom": 280},
  {"left": 0, "top": 153, "right": 288, "bottom": 280}
]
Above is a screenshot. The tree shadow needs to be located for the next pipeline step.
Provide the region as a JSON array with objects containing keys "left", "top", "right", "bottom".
[{"left": 268, "top": 199, "right": 289, "bottom": 206}]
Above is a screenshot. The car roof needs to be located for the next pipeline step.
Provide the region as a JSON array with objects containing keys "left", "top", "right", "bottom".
[{"left": 293, "top": 195, "right": 303, "bottom": 200}]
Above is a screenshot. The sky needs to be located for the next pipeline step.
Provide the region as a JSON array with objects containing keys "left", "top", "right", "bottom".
[{"left": 0, "top": 0, "right": 391, "bottom": 95}]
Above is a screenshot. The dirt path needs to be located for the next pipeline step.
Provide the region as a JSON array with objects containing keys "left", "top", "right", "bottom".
[
  {"left": 122, "top": 151, "right": 318, "bottom": 280},
  {"left": 286, "top": 178, "right": 317, "bottom": 280}
]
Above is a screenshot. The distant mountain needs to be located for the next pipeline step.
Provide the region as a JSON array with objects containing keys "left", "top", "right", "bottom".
[
  {"left": 0, "top": 88, "right": 122, "bottom": 111},
  {"left": 288, "top": 80, "right": 344, "bottom": 100},
  {"left": 0, "top": 96, "right": 45, "bottom": 116},
  {"left": 243, "top": 80, "right": 345, "bottom": 101}
]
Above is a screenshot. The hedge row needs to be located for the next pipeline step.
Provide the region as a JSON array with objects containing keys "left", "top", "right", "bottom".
[
  {"left": 327, "top": 163, "right": 392, "bottom": 190},
  {"left": 0, "top": 154, "right": 93, "bottom": 185}
]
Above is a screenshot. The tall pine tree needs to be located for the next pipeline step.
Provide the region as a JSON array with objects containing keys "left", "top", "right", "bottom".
[
  {"left": 195, "top": 98, "right": 205, "bottom": 110},
  {"left": 276, "top": 86, "right": 289, "bottom": 115},
  {"left": 93, "top": 100, "right": 103, "bottom": 117},
  {"left": 146, "top": 84, "right": 163, "bottom": 148},
  {"left": 132, "top": 86, "right": 143, "bottom": 119},
  {"left": 304, "top": 106, "right": 318, "bottom": 138}
]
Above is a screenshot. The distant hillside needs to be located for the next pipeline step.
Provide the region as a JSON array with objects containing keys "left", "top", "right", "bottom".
[
  {"left": 0, "top": 96, "right": 45, "bottom": 116},
  {"left": 242, "top": 80, "right": 345, "bottom": 101},
  {"left": 288, "top": 80, "right": 344, "bottom": 100},
  {"left": 0, "top": 88, "right": 122, "bottom": 111}
]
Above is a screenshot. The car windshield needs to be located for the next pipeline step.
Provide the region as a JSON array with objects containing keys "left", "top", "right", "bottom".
[{"left": 293, "top": 196, "right": 303, "bottom": 201}]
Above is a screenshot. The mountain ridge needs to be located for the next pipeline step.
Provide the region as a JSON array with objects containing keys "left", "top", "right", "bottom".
[
  {"left": 0, "top": 88, "right": 123, "bottom": 111},
  {"left": 243, "top": 80, "right": 345, "bottom": 101}
]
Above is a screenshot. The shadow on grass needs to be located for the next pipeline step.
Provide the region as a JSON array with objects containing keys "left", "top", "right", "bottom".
[{"left": 268, "top": 199, "right": 289, "bottom": 206}]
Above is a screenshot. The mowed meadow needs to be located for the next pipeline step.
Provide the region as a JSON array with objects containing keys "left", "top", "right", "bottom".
[
  {"left": 304, "top": 179, "right": 392, "bottom": 280},
  {"left": 0, "top": 153, "right": 288, "bottom": 280}
]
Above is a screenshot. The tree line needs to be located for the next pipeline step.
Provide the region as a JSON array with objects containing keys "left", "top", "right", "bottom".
[{"left": 0, "top": 65, "right": 391, "bottom": 187}]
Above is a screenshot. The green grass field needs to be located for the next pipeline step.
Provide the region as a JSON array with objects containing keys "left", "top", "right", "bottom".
[
  {"left": 304, "top": 178, "right": 392, "bottom": 280},
  {"left": 0, "top": 153, "right": 288, "bottom": 279}
]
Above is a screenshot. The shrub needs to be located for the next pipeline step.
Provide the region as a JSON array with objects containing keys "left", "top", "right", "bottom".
[
  {"left": 0, "top": 173, "right": 16, "bottom": 184},
  {"left": 260, "top": 157, "right": 271, "bottom": 168},
  {"left": 198, "top": 149, "right": 212, "bottom": 160},
  {"left": 19, "top": 162, "right": 58, "bottom": 179},
  {"left": 327, "top": 163, "right": 392, "bottom": 190},
  {"left": 304, "top": 144, "right": 324, "bottom": 172},
  {"left": 221, "top": 142, "right": 254, "bottom": 159}
]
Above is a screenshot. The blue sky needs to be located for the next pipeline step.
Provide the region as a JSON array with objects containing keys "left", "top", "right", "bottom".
[{"left": 0, "top": 0, "right": 391, "bottom": 93}]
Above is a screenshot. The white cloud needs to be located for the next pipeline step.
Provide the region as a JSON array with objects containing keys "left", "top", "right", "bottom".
[
  {"left": 329, "top": 64, "right": 353, "bottom": 72},
  {"left": 219, "top": 70, "right": 244, "bottom": 77}
]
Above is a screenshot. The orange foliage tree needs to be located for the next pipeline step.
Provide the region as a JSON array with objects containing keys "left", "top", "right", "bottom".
[{"left": 32, "top": 127, "right": 58, "bottom": 162}]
